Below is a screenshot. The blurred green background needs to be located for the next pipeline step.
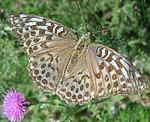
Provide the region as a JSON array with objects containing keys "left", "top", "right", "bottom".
[{"left": 0, "top": 0, "right": 150, "bottom": 122}]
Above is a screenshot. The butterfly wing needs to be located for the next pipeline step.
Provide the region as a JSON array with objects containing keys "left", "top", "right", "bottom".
[
  {"left": 56, "top": 42, "right": 147, "bottom": 104},
  {"left": 7, "top": 14, "right": 77, "bottom": 91},
  {"left": 7, "top": 14, "right": 77, "bottom": 56},
  {"left": 88, "top": 43, "right": 147, "bottom": 98},
  {"left": 56, "top": 51, "right": 96, "bottom": 104}
]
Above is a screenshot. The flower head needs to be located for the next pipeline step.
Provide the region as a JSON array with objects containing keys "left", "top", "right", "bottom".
[{"left": 2, "top": 89, "right": 28, "bottom": 122}]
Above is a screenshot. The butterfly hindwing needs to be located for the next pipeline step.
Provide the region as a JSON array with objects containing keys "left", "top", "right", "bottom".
[
  {"left": 28, "top": 47, "right": 74, "bottom": 91},
  {"left": 56, "top": 52, "right": 95, "bottom": 104}
]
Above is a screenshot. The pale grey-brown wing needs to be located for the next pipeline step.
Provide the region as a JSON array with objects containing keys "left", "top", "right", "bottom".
[
  {"left": 56, "top": 51, "right": 95, "bottom": 104},
  {"left": 7, "top": 14, "right": 77, "bottom": 92},
  {"left": 7, "top": 13, "right": 77, "bottom": 56},
  {"left": 88, "top": 43, "right": 147, "bottom": 98},
  {"left": 28, "top": 44, "right": 74, "bottom": 91}
]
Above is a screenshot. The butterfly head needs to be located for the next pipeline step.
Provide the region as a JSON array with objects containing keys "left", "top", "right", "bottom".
[{"left": 80, "top": 32, "right": 91, "bottom": 44}]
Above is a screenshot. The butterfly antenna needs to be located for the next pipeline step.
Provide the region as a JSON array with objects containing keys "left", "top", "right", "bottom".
[
  {"left": 77, "top": 1, "right": 85, "bottom": 23},
  {"left": 76, "top": 0, "right": 87, "bottom": 32}
]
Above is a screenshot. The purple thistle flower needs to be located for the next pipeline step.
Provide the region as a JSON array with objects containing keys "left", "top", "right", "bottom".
[{"left": 2, "top": 89, "right": 28, "bottom": 122}]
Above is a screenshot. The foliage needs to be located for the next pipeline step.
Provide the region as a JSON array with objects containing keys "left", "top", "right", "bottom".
[{"left": 0, "top": 0, "right": 150, "bottom": 122}]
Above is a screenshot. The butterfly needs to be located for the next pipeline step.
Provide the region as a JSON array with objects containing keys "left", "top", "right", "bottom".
[{"left": 7, "top": 14, "right": 147, "bottom": 104}]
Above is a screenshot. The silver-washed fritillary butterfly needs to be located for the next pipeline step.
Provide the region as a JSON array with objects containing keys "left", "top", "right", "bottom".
[{"left": 7, "top": 14, "right": 147, "bottom": 104}]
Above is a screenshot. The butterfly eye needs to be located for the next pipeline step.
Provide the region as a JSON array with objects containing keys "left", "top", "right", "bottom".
[
  {"left": 85, "top": 32, "right": 91, "bottom": 37},
  {"left": 80, "top": 32, "right": 91, "bottom": 43},
  {"left": 101, "top": 28, "right": 109, "bottom": 35}
]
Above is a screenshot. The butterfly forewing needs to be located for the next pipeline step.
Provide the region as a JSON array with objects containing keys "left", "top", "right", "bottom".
[
  {"left": 7, "top": 13, "right": 147, "bottom": 105},
  {"left": 7, "top": 14, "right": 77, "bottom": 56},
  {"left": 88, "top": 44, "right": 147, "bottom": 98}
]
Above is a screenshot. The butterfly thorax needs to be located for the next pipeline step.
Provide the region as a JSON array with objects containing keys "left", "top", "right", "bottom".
[{"left": 63, "top": 33, "right": 91, "bottom": 77}]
